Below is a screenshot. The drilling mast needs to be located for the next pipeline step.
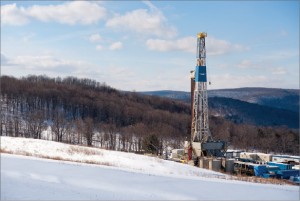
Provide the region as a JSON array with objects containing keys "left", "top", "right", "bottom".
[
  {"left": 192, "top": 32, "right": 211, "bottom": 143},
  {"left": 186, "top": 32, "right": 225, "bottom": 161}
]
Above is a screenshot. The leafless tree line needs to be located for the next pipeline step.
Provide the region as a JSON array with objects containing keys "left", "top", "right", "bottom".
[
  {"left": 0, "top": 75, "right": 298, "bottom": 155},
  {"left": 0, "top": 75, "right": 188, "bottom": 153}
]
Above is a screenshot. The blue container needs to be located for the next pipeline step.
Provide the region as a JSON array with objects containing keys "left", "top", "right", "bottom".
[
  {"left": 276, "top": 170, "right": 300, "bottom": 179},
  {"left": 267, "top": 162, "right": 292, "bottom": 170},
  {"left": 263, "top": 173, "right": 276, "bottom": 178},
  {"left": 292, "top": 176, "right": 300, "bottom": 184},
  {"left": 254, "top": 165, "right": 268, "bottom": 177}
]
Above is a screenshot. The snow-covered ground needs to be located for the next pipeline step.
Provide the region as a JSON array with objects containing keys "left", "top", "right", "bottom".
[
  {"left": 1, "top": 137, "right": 299, "bottom": 200},
  {"left": 0, "top": 136, "right": 226, "bottom": 179}
]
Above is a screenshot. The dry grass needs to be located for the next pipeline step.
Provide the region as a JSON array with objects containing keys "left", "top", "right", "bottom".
[
  {"left": 1, "top": 146, "right": 110, "bottom": 167},
  {"left": 0, "top": 147, "right": 12, "bottom": 154},
  {"left": 231, "top": 174, "right": 294, "bottom": 185},
  {"left": 1, "top": 150, "right": 112, "bottom": 167},
  {"left": 42, "top": 155, "right": 113, "bottom": 167},
  {"left": 42, "top": 155, "right": 64, "bottom": 161},
  {"left": 67, "top": 146, "right": 103, "bottom": 156}
]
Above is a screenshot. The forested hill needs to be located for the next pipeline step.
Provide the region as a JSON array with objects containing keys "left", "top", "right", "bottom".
[
  {"left": 141, "top": 88, "right": 299, "bottom": 129},
  {"left": 0, "top": 75, "right": 190, "bottom": 145},
  {"left": 0, "top": 75, "right": 298, "bottom": 154},
  {"left": 209, "top": 97, "right": 299, "bottom": 128},
  {"left": 141, "top": 88, "right": 299, "bottom": 112}
]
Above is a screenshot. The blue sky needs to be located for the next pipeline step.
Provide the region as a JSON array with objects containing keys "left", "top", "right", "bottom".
[{"left": 1, "top": 0, "right": 299, "bottom": 91}]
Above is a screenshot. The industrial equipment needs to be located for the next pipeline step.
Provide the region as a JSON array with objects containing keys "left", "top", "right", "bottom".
[{"left": 185, "top": 32, "right": 226, "bottom": 165}]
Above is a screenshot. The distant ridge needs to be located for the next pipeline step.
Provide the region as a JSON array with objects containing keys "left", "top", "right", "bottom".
[
  {"left": 140, "top": 87, "right": 299, "bottom": 112},
  {"left": 141, "top": 90, "right": 189, "bottom": 101},
  {"left": 139, "top": 88, "right": 299, "bottom": 128}
]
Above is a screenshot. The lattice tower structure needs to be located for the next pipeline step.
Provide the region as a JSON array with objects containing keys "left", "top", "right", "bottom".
[{"left": 191, "top": 32, "right": 212, "bottom": 143}]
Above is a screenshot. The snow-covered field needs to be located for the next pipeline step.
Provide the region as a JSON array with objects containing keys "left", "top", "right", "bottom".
[
  {"left": 0, "top": 136, "right": 226, "bottom": 179},
  {"left": 1, "top": 136, "right": 299, "bottom": 200}
]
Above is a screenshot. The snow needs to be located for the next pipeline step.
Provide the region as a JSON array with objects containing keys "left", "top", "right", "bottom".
[
  {"left": 0, "top": 136, "right": 226, "bottom": 179},
  {"left": 1, "top": 137, "right": 299, "bottom": 200}
]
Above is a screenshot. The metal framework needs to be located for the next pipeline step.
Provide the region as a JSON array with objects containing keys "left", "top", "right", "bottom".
[{"left": 191, "top": 32, "right": 212, "bottom": 143}]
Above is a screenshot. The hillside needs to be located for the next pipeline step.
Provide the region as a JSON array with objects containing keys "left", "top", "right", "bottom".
[
  {"left": 209, "top": 97, "right": 299, "bottom": 128},
  {"left": 142, "top": 90, "right": 190, "bottom": 101},
  {"left": 209, "top": 88, "right": 299, "bottom": 112},
  {"left": 0, "top": 75, "right": 190, "bottom": 150},
  {"left": 141, "top": 88, "right": 299, "bottom": 112},
  {"left": 1, "top": 75, "right": 299, "bottom": 155},
  {"left": 1, "top": 137, "right": 299, "bottom": 200},
  {"left": 140, "top": 88, "right": 299, "bottom": 128}
]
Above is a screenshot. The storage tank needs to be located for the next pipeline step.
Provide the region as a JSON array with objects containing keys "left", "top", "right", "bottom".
[
  {"left": 208, "top": 158, "right": 213, "bottom": 170},
  {"left": 203, "top": 157, "right": 210, "bottom": 169},
  {"left": 225, "top": 159, "right": 235, "bottom": 173},
  {"left": 199, "top": 157, "right": 204, "bottom": 168},
  {"left": 212, "top": 159, "right": 221, "bottom": 171}
]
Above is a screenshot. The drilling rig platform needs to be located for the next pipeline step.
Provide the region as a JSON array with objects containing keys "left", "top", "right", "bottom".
[{"left": 184, "top": 32, "right": 226, "bottom": 167}]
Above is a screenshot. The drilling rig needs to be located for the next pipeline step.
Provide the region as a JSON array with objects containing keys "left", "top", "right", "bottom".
[{"left": 185, "top": 32, "right": 226, "bottom": 166}]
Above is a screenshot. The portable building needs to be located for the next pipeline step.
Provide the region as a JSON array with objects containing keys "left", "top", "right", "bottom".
[{"left": 267, "top": 162, "right": 292, "bottom": 170}]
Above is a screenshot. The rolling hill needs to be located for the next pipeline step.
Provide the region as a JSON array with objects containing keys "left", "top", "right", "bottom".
[
  {"left": 1, "top": 75, "right": 298, "bottom": 154},
  {"left": 209, "top": 88, "right": 299, "bottom": 113},
  {"left": 140, "top": 88, "right": 299, "bottom": 128}
]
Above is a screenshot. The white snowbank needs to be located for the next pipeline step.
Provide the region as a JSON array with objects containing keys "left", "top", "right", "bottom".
[
  {"left": 1, "top": 153, "right": 299, "bottom": 200},
  {"left": 1, "top": 136, "right": 299, "bottom": 200},
  {"left": 0, "top": 136, "right": 226, "bottom": 180}
]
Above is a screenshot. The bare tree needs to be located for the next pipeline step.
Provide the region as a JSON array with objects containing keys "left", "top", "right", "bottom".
[
  {"left": 75, "top": 118, "right": 84, "bottom": 145},
  {"left": 84, "top": 117, "right": 94, "bottom": 146},
  {"left": 102, "top": 123, "right": 118, "bottom": 150},
  {"left": 13, "top": 116, "right": 21, "bottom": 137},
  {"left": 27, "top": 111, "right": 46, "bottom": 139},
  {"left": 51, "top": 109, "right": 67, "bottom": 142}
]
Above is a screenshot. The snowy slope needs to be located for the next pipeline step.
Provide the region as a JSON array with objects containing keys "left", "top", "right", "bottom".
[
  {"left": 1, "top": 137, "right": 299, "bottom": 200},
  {"left": 0, "top": 136, "right": 225, "bottom": 179}
]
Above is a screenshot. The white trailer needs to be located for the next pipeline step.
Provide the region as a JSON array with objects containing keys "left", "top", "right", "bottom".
[{"left": 272, "top": 155, "right": 300, "bottom": 164}]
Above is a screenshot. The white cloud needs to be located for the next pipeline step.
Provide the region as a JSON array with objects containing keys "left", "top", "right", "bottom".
[
  {"left": 89, "top": 33, "right": 102, "bottom": 43},
  {"left": 99, "top": 66, "right": 187, "bottom": 91},
  {"left": 106, "top": 66, "right": 136, "bottom": 80},
  {"left": 22, "top": 33, "right": 36, "bottom": 43},
  {"left": 1, "top": 2, "right": 106, "bottom": 26},
  {"left": 146, "top": 36, "right": 248, "bottom": 55},
  {"left": 142, "top": 1, "right": 158, "bottom": 11},
  {"left": 272, "top": 67, "right": 287, "bottom": 75},
  {"left": 109, "top": 42, "right": 123, "bottom": 50},
  {"left": 2, "top": 54, "right": 87, "bottom": 73},
  {"left": 28, "top": 1, "right": 106, "bottom": 25},
  {"left": 279, "top": 29, "right": 288, "bottom": 36},
  {"left": 210, "top": 74, "right": 269, "bottom": 89},
  {"left": 1, "top": 53, "right": 9, "bottom": 65},
  {"left": 207, "top": 37, "right": 248, "bottom": 56},
  {"left": 236, "top": 51, "right": 297, "bottom": 73},
  {"left": 96, "top": 45, "right": 104, "bottom": 51},
  {"left": 1, "top": 3, "right": 29, "bottom": 25},
  {"left": 237, "top": 60, "right": 255, "bottom": 69},
  {"left": 208, "top": 72, "right": 296, "bottom": 89},
  {"left": 260, "top": 50, "right": 298, "bottom": 61},
  {"left": 146, "top": 37, "right": 195, "bottom": 53},
  {"left": 106, "top": 6, "right": 176, "bottom": 38},
  {"left": 73, "top": 65, "right": 138, "bottom": 90}
]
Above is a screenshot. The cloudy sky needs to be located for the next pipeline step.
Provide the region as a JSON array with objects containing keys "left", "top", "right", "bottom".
[{"left": 1, "top": 1, "right": 299, "bottom": 91}]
